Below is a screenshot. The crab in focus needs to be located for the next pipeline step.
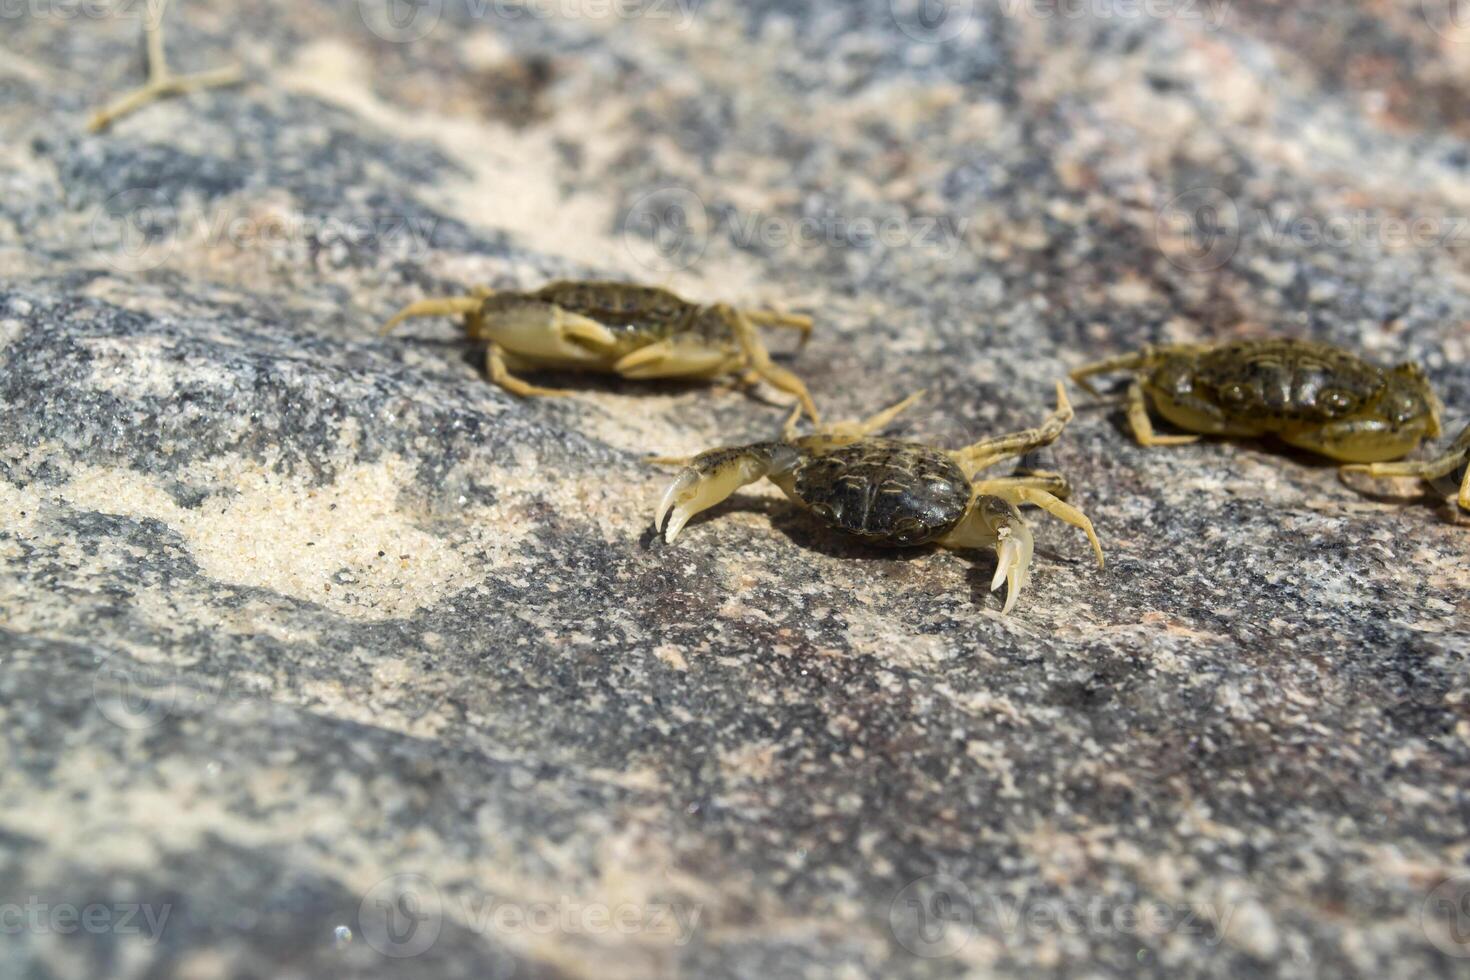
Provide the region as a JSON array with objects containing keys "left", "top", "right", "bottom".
[
  {"left": 88, "top": 0, "right": 243, "bottom": 133},
  {"left": 1070, "top": 338, "right": 1445, "bottom": 465},
  {"left": 381, "top": 280, "right": 819, "bottom": 420},
  {"left": 652, "top": 383, "right": 1104, "bottom": 613}
]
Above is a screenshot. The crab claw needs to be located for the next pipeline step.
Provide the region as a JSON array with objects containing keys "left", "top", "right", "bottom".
[
  {"left": 990, "top": 521, "right": 1036, "bottom": 615},
  {"left": 959, "top": 494, "right": 1036, "bottom": 614},
  {"left": 655, "top": 469, "right": 700, "bottom": 541},
  {"left": 653, "top": 449, "right": 785, "bottom": 543}
]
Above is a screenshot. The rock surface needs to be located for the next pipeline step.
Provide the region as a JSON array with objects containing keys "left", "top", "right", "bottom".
[{"left": 2, "top": 1, "right": 1469, "bottom": 977}]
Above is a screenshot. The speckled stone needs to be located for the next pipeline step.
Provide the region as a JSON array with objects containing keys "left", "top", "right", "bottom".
[{"left": 1, "top": 2, "right": 1468, "bottom": 978}]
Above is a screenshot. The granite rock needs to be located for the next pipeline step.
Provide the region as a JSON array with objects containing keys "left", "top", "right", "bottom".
[{"left": 1, "top": 1, "right": 1468, "bottom": 977}]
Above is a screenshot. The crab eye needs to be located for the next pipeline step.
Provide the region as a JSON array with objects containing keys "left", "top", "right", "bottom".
[
  {"left": 1318, "top": 388, "right": 1355, "bottom": 416},
  {"left": 1388, "top": 393, "right": 1421, "bottom": 424}
]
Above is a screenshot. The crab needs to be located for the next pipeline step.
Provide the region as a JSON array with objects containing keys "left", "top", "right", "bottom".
[
  {"left": 1070, "top": 338, "right": 1445, "bottom": 465},
  {"left": 88, "top": 0, "right": 243, "bottom": 133},
  {"left": 381, "top": 280, "right": 819, "bottom": 421},
  {"left": 652, "top": 383, "right": 1104, "bottom": 613}
]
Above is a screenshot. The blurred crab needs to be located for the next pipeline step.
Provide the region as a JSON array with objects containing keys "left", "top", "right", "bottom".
[
  {"left": 652, "top": 383, "right": 1104, "bottom": 613},
  {"left": 381, "top": 280, "right": 819, "bottom": 420},
  {"left": 1070, "top": 338, "right": 1445, "bottom": 464}
]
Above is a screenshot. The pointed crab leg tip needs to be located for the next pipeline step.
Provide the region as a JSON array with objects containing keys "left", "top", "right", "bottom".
[
  {"left": 1001, "top": 585, "right": 1020, "bottom": 615},
  {"left": 1054, "top": 381, "right": 1073, "bottom": 414},
  {"left": 990, "top": 539, "right": 1015, "bottom": 593},
  {"left": 665, "top": 510, "right": 692, "bottom": 543}
]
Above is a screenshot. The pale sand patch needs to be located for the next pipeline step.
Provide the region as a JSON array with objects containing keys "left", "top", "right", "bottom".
[
  {"left": 0, "top": 747, "right": 730, "bottom": 980},
  {"left": 273, "top": 38, "right": 779, "bottom": 305},
  {"left": 81, "top": 333, "right": 231, "bottom": 397},
  {"left": 41, "top": 455, "right": 525, "bottom": 620}
]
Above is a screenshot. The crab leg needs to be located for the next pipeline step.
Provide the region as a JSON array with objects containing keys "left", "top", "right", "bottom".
[
  {"left": 950, "top": 382, "right": 1074, "bottom": 477},
  {"left": 798, "top": 390, "right": 926, "bottom": 448},
  {"left": 88, "top": 0, "right": 243, "bottom": 132},
  {"left": 744, "top": 310, "right": 814, "bottom": 348},
  {"left": 975, "top": 470, "right": 1072, "bottom": 499},
  {"left": 1068, "top": 344, "right": 1208, "bottom": 397},
  {"left": 485, "top": 343, "right": 573, "bottom": 398},
  {"left": 1125, "top": 381, "right": 1202, "bottom": 447},
  {"left": 720, "top": 306, "right": 821, "bottom": 423},
  {"left": 1068, "top": 350, "right": 1151, "bottom": 397},
  {"left": 379, "top": 296, "right": 487, "bottom": 336},
  {"left": 1343, "top": 421, "right": 1470, "bottom": 509},
  {"left": 974, "top": 483, "right": 1105, "bottom": 569}
]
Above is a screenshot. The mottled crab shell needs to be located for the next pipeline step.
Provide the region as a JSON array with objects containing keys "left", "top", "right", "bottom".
[
  {"left": 1150, "top": 339, "right": 1421, "bottom": 426},
  {"left": 532, "top": 281, "right": 692, "bottom": 329},
  {"left": 792, "top": 438, "right": 971, "bottom": 546}
]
